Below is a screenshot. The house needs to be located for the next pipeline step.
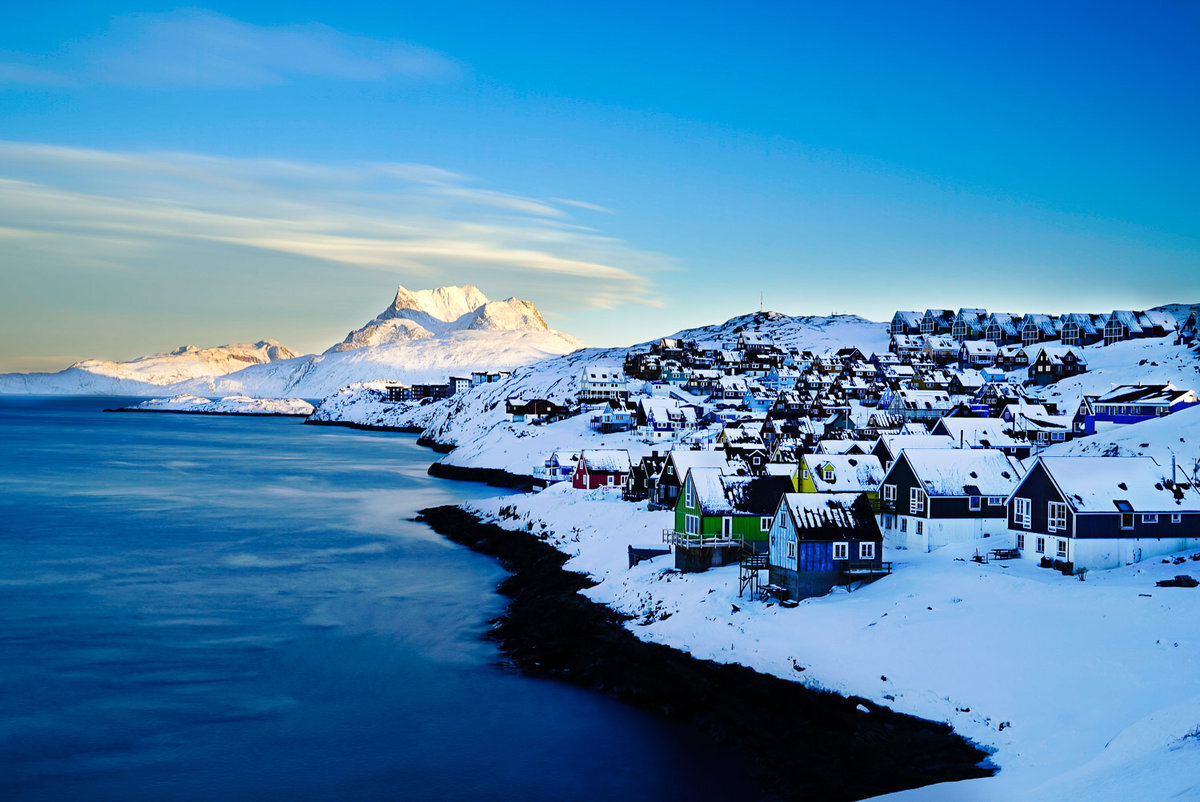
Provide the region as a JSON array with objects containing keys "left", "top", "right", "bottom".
[
  {"left": 890, "top": 311, "right": 923, "bottom": 335},
  {"left": 921, "top": 336, "right": 961, "bottom": 365},
  {"left": 534, "top": 450, "right": 578, "bottom": 486},
  {"left": 1058, "top": 313, "right": 1103, "bottom": 347},
  {"left": 994, "top": 344, "right": 1030, "bottom": 371},
  {"left": 471, "top": 370, "right": 511, "bottom": 387},
  {"left": 653, "top": 449, "right": 732, "bottom": 508},
  {"left": 579, "top": 365, "right": 629, "bottom": 402},
  {"left": 383, "top": 382, "right": 410, "bottom": 403},
  {"left": 1179, "top": 311, "right": 1200, "bottom": 343},
  {"left": 929, "top": 418, "right": 1033, "bottom": 459},
  {"left": 624, "top": 450, "right": 669, "bottom": 502},
  {"left": 506, "top": 397, "right": 570, "bottom": 424},
  {"left": 920, "top": 309, "right": 956, "bottom": 335},
  {"left": 879, "top": 449, "right": 1023, "bottom": 550},
  {"left": 572, "top": 449, "right": 632, "bottom": 490},
  {"left": 636, "top": 397, "right": 700, "bottom": 441},
  {"left": 948, "top": 370, "right": 986, "bottom": 396},
  {"left": 870, "top": 433, "right": 957, "bottom": 472},
  {"left": 767, "top": 493, "right": 885, "bottom": 601},
  {"left": 951, "top": 309, "right": 987, "bottom": 341},
  {"left": 1007, "top": 456, "right": 1200, "bottom": 570},
  {"left": 958, "top": 340, "right": 999, "bottom": 369},
  {"left": 797, "top": 454, "right": 884, "bottom": 509},
  {"left": 1087, "top": 383, "right": 1200, "bottom": 425},
  {"left": 670, "top": 468, "right": 794, "bottom": 571},
  {"left": 590, "top": 401, "right": 636, "bottom": 433},
  {"left": 886, "top": 389, "right": 954, "bottom": 423},
  {"left": 1027, "top": 345, "right": 1087, "bottom": 386},
  {"left": 1102, "top": 310, "right": 1143, "bottom": 345},
  {"left": 410, "top": 383, "right": 453, "bottom": 402},
  {"left": 448, "top": 376, "right": 472, "bottom": 394},
  {"left": 983, "top": 313, "right": 1021, "bottom": 345},
  {"left": 889, "top": 334, "right": 926, "bottom": 360},
  {"left": 1018, "top": 313, "right": 1058, "bottom": 347}
]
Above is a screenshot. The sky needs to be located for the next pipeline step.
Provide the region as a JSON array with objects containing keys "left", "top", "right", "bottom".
[{"left": 1, "top": 1, "right": 1198, "bottom": 371}]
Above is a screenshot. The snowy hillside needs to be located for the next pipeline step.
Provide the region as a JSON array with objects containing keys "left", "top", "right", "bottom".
[
  {"left": 671, "top": 310, "right": 890, "bottom": 355},
  {"left": 0, "top": 340, "right": 298, "bottom": 394},
  {"left": 0, "top": 285, "right": 583, "bottom": 397},
  {"left": 1031, "top": 335, "right": 1200, "bottom": 412},
  {"left": 1043, "top": 403, "right": 1200, "bottom": 474}
]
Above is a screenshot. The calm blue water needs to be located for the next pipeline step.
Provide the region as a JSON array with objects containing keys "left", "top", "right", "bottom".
[{"left": 0, "top": 398, "right": 737, "bottom": 801}]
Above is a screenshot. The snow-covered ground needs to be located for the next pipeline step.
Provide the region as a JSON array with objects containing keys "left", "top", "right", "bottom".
[
  {"left": 1031, "top": 335, "right": 1200, "bottom": 412},
  {"left": 122, "top": 394, "right": 315, "bottom": 416},
  {"left": 466, "top": 483, "right": 1200, "bottom": 801}
]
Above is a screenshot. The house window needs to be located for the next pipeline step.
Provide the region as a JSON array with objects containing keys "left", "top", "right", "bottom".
[
  {"left": 1056, "top": 539, "right": 1068, "bottom": 559},
  {"left": 722, "top": 517, "right": 733, "bottom": 536},
  {"left": 915, "top": 520, "right": 924, "bottom": 535},
  {"left": 1052, "top": 432, "right": 1065, "bottom": 441},
  {"left": 822, "top": 467, "right": 835, "bottom": 481},
  {"left": 859, "top": 542, "right": 875, "bottom": 560},
  {"left": 969, "top": 496, "right": 981, "bottom": 511},
  {"left": 685, "top": 514, "right": 699, "bottom": 535},
  {"left": 910, "top": 487, "right": 925, "bottom": 514},
  {"left": 1048, "top": 502, "right": 1067, "bottom": 532},
  {"left": 684, "top": 481, "right": 693, "bottom": 508},
  {"left": 1120, "top": 513, "right": 1134, "bottom": 530},
  {"left": 833, "top": 542, "right": 849, "bottom": 560},
  {"left": 1035, "top": 536, "right": 1045, "bottom": 554},
  {"left": 1172, "top": 513, "right": 1182, "bottom": 524},
  {"left": 787, "top": 541, "right": 796, "bottom": 559},
  {"left": 761, "top": 516, "right": 772, "bottom": 531},
  {"left": 1016, "top": 533, "right": 1025, "bottom": 550},
  {"left": 1141, "top": 513, "right": 1158, "bottom": 524},
  {"left": 900, "top": 518, "right": 908, "bottom": 532},
  {"left": 986, "top": 496, "right": 1002, "bottom": 506},
  {"left": 1014, "top": 498, "right": 1032, "bottom": 529},
  {"left": 801, "top": 469, "right": 809, "bottom": 480},
  {"left": 882, "top": 484, "right": 896, "bottom": 503}
]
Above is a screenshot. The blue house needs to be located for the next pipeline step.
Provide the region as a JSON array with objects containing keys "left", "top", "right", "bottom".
[
  {"left": 767, "top": 493, "right": 885, "bottom": 601},
  {"left": 1086, "top": 384, "right": 1199, "bottom": 426},
  {"left": 1007, "top": 456, "right": 1200, "bottom": 570}
]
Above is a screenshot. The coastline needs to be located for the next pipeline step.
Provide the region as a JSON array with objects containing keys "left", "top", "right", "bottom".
[
  {"left": 105, "top": 407, "right": 309, "bottom": 417},
  {"left": 418, "top": 504, "right": 993, "bottom": 801}
]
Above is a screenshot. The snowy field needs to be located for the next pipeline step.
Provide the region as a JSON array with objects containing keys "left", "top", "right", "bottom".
[
  {"left": 467, "top": 483, "right": 1200, "bottom": 801},
  {"left": 124, "top": 394, "right": 315, "bottom": 415}
]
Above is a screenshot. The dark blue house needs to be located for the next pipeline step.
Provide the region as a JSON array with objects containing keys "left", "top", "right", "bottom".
[
  {"left": 1007, "top": 456, "right": 1200, "bottom": 570},
  {"left": 767, "top": 493, "right": 885, "bottom": 601}
]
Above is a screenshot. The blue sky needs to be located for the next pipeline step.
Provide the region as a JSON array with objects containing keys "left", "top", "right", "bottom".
[{"left": 1, "top": 2, "right": 1198, "bottom": 370}]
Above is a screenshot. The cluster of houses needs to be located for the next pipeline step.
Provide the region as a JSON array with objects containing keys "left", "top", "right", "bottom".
[
  {"left": 889, "top": 307, "right": 1180, "bottom": 348},
  {"left": 383, "top": 370, "right": 511, "bottom": 403},
  {"left": 523, "top": 313, "right": 1200, "bottom": 603}
]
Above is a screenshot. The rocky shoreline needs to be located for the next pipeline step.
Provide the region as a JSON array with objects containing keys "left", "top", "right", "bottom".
[
  {"left": 302, "top": 418, "right": 425, "bottom": 434},
  {"left": 418, "top": 504, "right": 994, "bottom": 801},
  {"left": 425, "top": 461, "right": 535, "bottom": 490}
]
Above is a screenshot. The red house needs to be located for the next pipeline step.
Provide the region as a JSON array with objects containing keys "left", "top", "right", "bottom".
[{"left": 572, "top": 449, "right": 632, "bottom": 490}]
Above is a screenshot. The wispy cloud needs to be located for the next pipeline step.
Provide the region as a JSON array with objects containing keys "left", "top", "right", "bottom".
[
  {"left": 0, "top": 9, "right": 458, "bottom": 89},
  {"left": 0, "top": 142, "right": 669, "bottom": 311}
]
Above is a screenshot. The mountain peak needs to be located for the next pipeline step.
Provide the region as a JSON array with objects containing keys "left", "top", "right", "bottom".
[{"left": 388, "top": 284, "right": 491, "bottom": 324}]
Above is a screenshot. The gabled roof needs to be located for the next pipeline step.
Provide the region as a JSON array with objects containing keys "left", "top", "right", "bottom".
[
  {"left": 1031, "top": 456, "right": 1199, "bottom": 513},
  {"left": 932, "top": 418, "right": 1024, "bottom": 449},
  {"left": 803, "top": 454, "right": 884, "bottom": 492},
  {"left": 1091, "top": 383, "right": 1194, "bottom": 406},
  {"left": 579, "top": 449, "right": 631, "bottom": 473},
  {"left": 664, "top": 449, "right": 731, "bottom": 479},
  {"left": 899, "top": 449, "right": 1023, "bottom": 497},
  {"left": 779, "top": 493, "right": 882, "bottom": 539},
  {"left": 893, "top": 311, "right": 923, "bottom": 326},
  {"left": 688, "top": 468, "right": 791, "bottom": 515}
]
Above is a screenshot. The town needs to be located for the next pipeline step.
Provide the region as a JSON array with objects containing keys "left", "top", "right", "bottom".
[{"left": 467, "top": 306, "right": 1200, "bottom": 602}]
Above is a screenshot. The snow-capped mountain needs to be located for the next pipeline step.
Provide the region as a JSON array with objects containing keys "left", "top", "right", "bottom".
[
  {"left": 0, "top": 340, "right": 299, "bottom": 394},
  {"left": 329, "top": 285, "right": 554, "bottom": 351},
  {"left": 0, "top": 286, "right": 582, "bottom": 398}
]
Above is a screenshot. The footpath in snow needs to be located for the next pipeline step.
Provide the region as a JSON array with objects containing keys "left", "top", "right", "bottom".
[{"left": 464, "top": 483, "right": 1200, "bottom": 801}]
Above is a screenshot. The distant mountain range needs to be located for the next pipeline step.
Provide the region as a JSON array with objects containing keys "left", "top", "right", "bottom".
[{"left": 0, "top": 285, "right": 583, "bottom": 398}]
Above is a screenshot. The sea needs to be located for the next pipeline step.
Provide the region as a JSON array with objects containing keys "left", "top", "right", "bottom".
[{"left": 0, "top": 397, "right": 741, "bottom": 801}]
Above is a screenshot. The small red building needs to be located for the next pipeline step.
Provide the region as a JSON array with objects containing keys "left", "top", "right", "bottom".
[{"left": 572, "top": 449, "right": 632, "bottom": 490}]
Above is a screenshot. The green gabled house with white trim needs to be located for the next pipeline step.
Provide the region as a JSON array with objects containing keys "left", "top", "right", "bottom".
[{"left": 669, "top": 467, "right": 793, "bottom": 572}]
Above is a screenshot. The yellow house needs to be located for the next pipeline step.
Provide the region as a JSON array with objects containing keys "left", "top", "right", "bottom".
[{"left": 796, "top": 454, "right": 885, "bottom": 511}]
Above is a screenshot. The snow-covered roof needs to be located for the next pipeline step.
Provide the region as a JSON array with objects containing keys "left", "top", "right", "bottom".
[
  {"left": 894, "top": 389, "right": 953, "bottom": 410},
  {"left": 877, "top": 434, "right": 958, "bottom": 456},
  {"left": 900, "top": 449, "right": 1023, "bottom": 497},
  {"left": 579, "top": 449, "right": 631, "bottom": 473},
  {"left": 666, "top": 449, "right": 731, "bottom": 478},
  {"left": 1091, "top": 383, "right": 1195, "bottom": 407},
  {"left": 962, "top": 340, "right": 999, "bottom": 356},
  {"left": 892, "top": 311, "right": 922, "bottom": 326},
  {"left": 1034, "top": 456, "right": 1199, "bottom": 513},
  {"left": 780, "top": 493, "right": 878, "bottom": 536},
  {"left": 1031, "top": 345, "right": 1087, "bottom": 366},
  {"left": 804, "top": 454, "right": 884, "bottom": 493},
  {"left": 933, "top": 419, "right": 1024, "bottom": 449}
]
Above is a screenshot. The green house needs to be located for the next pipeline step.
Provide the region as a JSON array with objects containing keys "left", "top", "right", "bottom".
[{"left": 671, "top": 467, "right": 794, "bottom": 572}]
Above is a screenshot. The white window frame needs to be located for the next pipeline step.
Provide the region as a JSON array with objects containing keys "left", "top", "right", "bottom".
[
  {"left": 915, "top": 520, "right": 924, "bottom": 535},
  {"left": 1120, "top": 512, "right": 1134, "bottom": 530},
  {"left": 1035, "top": 536, "right": 1045, "bottom": 554},
  {"left": 1048, "top": 501, "right": 1067, "bottom": 533},
  {"left": 1014, "top": 497, "right": 1032, "bottom": 529},
  {"left": 1172, "top": 513, "right": 1182, "bottom": 524},
  {"left": 761, "top": 516, "right": 772, "bottom": 531},
  {"left": 987, "top": 496, "right": 1003, "bottom": 506},
  {"left": 684, "top": 480, "right": 693, "bottom": 508},
  {"left": 787, "top": 540, "right": 796, "bottom": 559},
  {"left": 968, "top": 496, "right": 981, "bottom": 511},
  {"left": 882, "top": 484, "right": 896, "bottom": 503},
  {"left": 1056, "top": 539, "right": 1068, "bottom": 559},
  {"left": 1141, "top": 513, "right": 1158, "bottom": 524},
  {"left": 859, "top": 541, "right": 875, "bottom": 560},
  {"left": 822, "top": 467, "right": 835, "bottom": 482},
  {"left": 685, "top": 514, "right": 699, "bottom": 535},
  {"left": 900, "top": 518, "right": 908, "bottom": 533},
  {"left": 722, "top": 516, "right": 733, "bottom": 536},
  {"left": 832, "top": 542, "right": 849, "bottom": 561},
  {"left": 1016, "top": 533, "right": 1025, "bottom": 550},
  {"left": 910, "top": 487, "right": 925, "bottom": 514}
]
